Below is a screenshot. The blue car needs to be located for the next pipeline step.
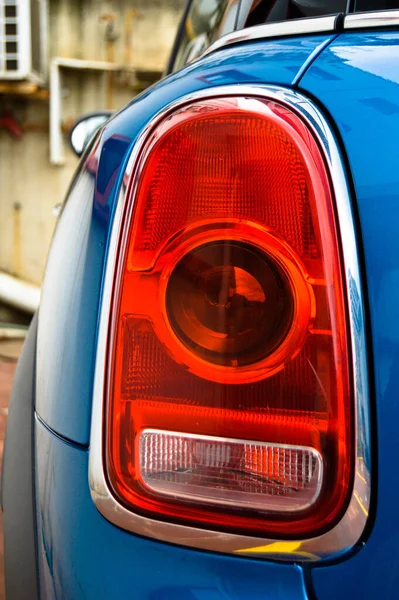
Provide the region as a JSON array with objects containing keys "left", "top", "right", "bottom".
[{"left": 4, "top": 1, "right": 399, "bottom": 598}]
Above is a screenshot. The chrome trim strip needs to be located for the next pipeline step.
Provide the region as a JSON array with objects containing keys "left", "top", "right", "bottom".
[
  {"left": 201, "top": 10, "right": 399, "bottom": 60},
  {"left": 202, "top": 15, "right": 338, "bottom": 57},
  {"left": 344, "top": 10, "right": 399, "bottom": 29},
  {"left": 89, "top": 85, "right": 371, "bottom": 562}
]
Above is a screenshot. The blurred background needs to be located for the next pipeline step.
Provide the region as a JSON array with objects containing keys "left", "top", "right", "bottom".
[
  {"left": 0, "top": 2, "right": 185, "bottom": 596},
  {"left": 0, "top": 0, "right": 186, "bottom": 326}
]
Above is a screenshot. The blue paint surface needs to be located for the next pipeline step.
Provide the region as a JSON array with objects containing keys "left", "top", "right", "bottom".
[
  {"left": 35, "top": 28, "right": 399, "bottom": 598},
  {"left": 33, "top": 34, "right": 339, "bottom": 599},
  {"left": 299, "top": 31, "right": 399, "bottom": 600},
  {"left": 35, "top": 417, "right": 308, "bottom": 600},
  {"left": 35, "top": 35, "right": 333, "bottom": 446}
]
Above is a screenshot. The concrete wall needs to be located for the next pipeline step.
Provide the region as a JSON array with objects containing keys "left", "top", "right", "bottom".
[{"left": 0, "top": 0, "right": 185, "bottom": 286}]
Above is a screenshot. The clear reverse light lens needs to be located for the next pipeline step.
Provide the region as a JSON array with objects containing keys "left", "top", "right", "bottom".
[{"left": 139, "top": 430, "right": 323, "bottom": 512}]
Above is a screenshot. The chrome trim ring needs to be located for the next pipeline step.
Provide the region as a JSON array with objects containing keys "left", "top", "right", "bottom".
[
  {"left": 202, "top": 15, "right": 338, "bottom": 57},
  {"left": 89, "top": 85, "right": 371, "bottom": 562}
]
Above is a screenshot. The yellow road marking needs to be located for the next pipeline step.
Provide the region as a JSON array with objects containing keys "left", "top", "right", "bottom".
[
  {"left": 235, "top": 541, "right": 319, "bottom": 560},
  {"left": 357, "top": 470, "right": 367, "bottom": 484},
  {"left": 354, "top": 490, "right": 369, "bottom": 517}
]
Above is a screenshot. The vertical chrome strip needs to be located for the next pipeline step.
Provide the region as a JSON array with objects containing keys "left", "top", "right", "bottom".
[{"left": 89, "top": 85, "right": 371, "bottom": 561}]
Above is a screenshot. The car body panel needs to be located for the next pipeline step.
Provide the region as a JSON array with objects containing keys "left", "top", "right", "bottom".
[
  {"left": 21, "top": 26, "right": 399, "bottom": 600},
  {"left": 298, "top": 31, "right": 399, "bottom": 599},
  {"left": 36, "top": 34, "right": 334, "bottom": 446},
  {"left": 88, "top": 83, "right": 370, "bottom": 563},
  {"left": 34, "top": 417, "right": 308, "bottom": 600}
]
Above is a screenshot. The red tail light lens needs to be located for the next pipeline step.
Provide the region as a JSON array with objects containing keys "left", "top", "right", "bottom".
[
  {"left": 166, "top": 240, "right": 294, "bottom": 368},
  {"left": 164, "top": 236, "right": 311, "bottom": 381},
  {"left": 105, "top": 96, "right": 353, "bottom": 538}
]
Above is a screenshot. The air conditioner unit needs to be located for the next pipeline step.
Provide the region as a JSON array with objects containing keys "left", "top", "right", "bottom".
[{"left": 0, "top": 0, "right": 47, "bottom": 83}]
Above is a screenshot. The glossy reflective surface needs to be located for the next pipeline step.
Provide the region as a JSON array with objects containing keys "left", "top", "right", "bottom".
[
  {"left": 35, "top": 417, "right": 308, "bottom": 600},
  {"left": 299, "top": 31, "right": 399, "bottom": 599},
  {"left": 203, "top": 9, "right": 399, "bottom": 63},
  {"left": 344, "top": 9, "right": 399, "bottom": 29},
  {"left": 166, "top": 241, "right": 294, "bottom": 366},
  {"left": 70, "top": 112, "right": 112, "bottom": 156},
  {"left": 36, "top": 34, "right": 333, "bottom": 445},
  {"left": 34, "top": 24, "right": 395, "bottom": 598},
  {"left": 203, "top": 15, "right": 337, "bottom": 58},
  {"left": 36, "top": 134, "right": 130, "bottom": 444},
  {"left": 171, "top": 0, "right": 237, "bottom": 72},
  {"left": 90, "top": 85, "right": 369, "bottom": 561}
]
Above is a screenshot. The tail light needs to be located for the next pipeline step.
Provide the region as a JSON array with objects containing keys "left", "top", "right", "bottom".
[{"left": 104, "top": 94, "right": 353, "bottom": 539}]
